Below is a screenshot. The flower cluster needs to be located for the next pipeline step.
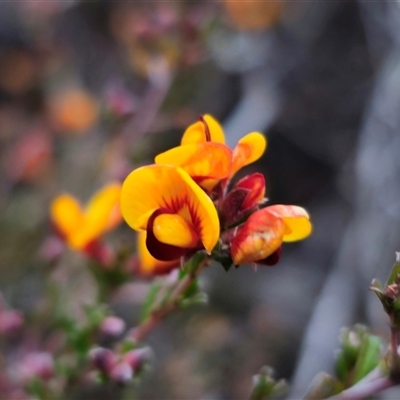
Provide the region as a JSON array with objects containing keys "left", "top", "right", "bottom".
[{"left": 120, "top": 114, "right": 312, "bottom": 274}]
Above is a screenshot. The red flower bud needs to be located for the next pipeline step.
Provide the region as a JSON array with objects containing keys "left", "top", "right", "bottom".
[
  {"left": 89, "top": 347, "right": 117, "bottom": 374},
  {"left": 99, "top": 316, "right": 126, "bottom": 339},
  {"left": 234, "top": 173, "right": 266, "bottom": 210},
  {"left": 230, "top": 208, "right": 285, "bottom": 265}
]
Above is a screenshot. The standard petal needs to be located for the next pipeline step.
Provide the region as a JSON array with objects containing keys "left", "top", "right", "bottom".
[
  {"left": 50, "top": 194, "right": 84, "bottom": 239},
  {"left": 231, "top": 132, "right": 267, "bottom": 175},
  {"left": 120, "top": 165, "right": 219, "bottom": 252},
  {"left": 181, "top": 114, "right": 225, "bottom": 145},
  {"left": 155, "top": 142, "right": 232, "bottom": 190},
  {"left": 230, "top": 208, "right": 285, "bottom": 265},
  {"left": 266, "top": 205, "right": 312, "bottom": 242},
  {"left": 137, "top": 231, "right": 180, "bottom": 275}
]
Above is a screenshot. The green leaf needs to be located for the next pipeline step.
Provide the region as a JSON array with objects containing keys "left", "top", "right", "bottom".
[
  {"left": 180, "top": 292, "right": 208, "bottom": 308},
  {"left": 370, "top": 279, "right": 382, "bottom": 291},
  {"left": 353, "top": 334, "right": 384, "bottom": 383},
  {"left": 249, "top": 366, "right": 287, "bottom": 400},
  {"left": 369, "top": 284, "right": 394, "bottom": 315},
  {"left": 140, "top": 282, "right": 162, "bottom": 323},
  {"left": 386, "top": 252, "right": 400, "bottom": 286},
  {"left": 182, "top": 277, "right": 199, "bottom": 299},
  {"left": 181, "top": 251, "right": 207, "bottom": 275},
  {"left": 84, "top": 304, "right": 109, "bottom": 328},
  {"left": 335, "top": 325, "right": 384, "bottom": 387},
  {"left": 212, "top": 250, "right": 233, "bottom": 271}
]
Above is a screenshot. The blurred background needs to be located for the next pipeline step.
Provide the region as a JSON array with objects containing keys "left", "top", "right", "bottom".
[{"left": 1, "top": 0, "right": 400, "bottom": 398}]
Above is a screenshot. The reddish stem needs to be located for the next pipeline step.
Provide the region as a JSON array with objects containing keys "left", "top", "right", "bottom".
[
  {"left": 131, "top": 257, "right": 207, "bottom": 343},
  {"left": 325, "top": 375, "right": 392, "bottom": 400}
]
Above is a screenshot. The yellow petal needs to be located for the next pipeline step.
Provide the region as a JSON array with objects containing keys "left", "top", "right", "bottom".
[
  {"left": 67, "top": 183, "right": 121, "bottom": 249},
  {"left": 153, "top": 213, "right": 199, "bottom": 248},
  {"left": 231, "top": 132, "right": 267, "bottom": 175},
  {"left": 266, "top": 205, "right": 312, "bottom": 242},
  {"left": 85, "top": 182, "right": 122, "bottom": 232},
  {"left": 181, "top": 114, "right": 225, "bottom": 145},
  {"left": 50, "top": 194, "right": 85, "bottom": 239},
  {"left": 121, "top": 165, "right": 220, "bottom": 252},
  {"left": 155, "top": 142, "right": 232, "bottom": 190},
  {"left": 137, "top": 231, "right": 180, "bottom": 275}
]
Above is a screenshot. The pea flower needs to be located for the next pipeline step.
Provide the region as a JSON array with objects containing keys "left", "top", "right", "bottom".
[
  {"left": 230, "top": 205, "right": 312, "bottom": 266},
  {"left": 154, "top": 114, "right": 267, "bottom": 190},
  {"left": 120, "top": 164, "right": 219, "bottom": 263},
  {"left": 50, "top": 183, "right": 122, "bottom": 260}
]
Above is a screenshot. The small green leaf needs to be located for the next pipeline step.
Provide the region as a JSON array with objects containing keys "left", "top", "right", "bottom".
[
  {"left": 182, "top": 277, "right": 199, "bottom": 299},
  {"left": 180, "top": 292, "right": 208, "bottom": 308},
  {"left": 370, "top": 279, "right": 382, "bottom": 291},
  {"left": 335, "top": 325, "right": 384, "bottom": 387},
  {"left": 181, "top": 252, "right": 207, "bottom": 275},
  {"left": 385, "top": 252, "right": 400, "bottom": 286},
  {"left": 353, "top": 334, "right": 383, "bottom": 383},
  {"left": 84, "top": 304, "right": 109, "bottom": 328},
  {"left": 140, "top": 282, "right": 162, "bottom": 323},
  {"left": 212, "top": 251, "right": 233, "bottom": 271},
  {"left": 249, "top": 366, "right": 287, "bottom": 400},
  {"left": 370, "top": 284, "right": 394, "bottom": 315},
  {"left": 120, "top": 339, "right": 137, "bottom": 353}
]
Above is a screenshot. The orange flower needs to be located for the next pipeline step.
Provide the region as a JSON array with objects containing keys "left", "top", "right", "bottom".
[
  {"left": 230, "top": 205, "right": 312, "bottom": 265},
  {"left": 155, "top": 114, "right": 266, "bottom": 190},
  {"left": 50, "top": 183, "right": 122, "bottom": 250},
  {"left": 120, "top": 164, "right": 219, "bottom": 262}
]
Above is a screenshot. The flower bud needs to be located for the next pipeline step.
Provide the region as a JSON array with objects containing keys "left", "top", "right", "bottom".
[
  {"left": 123, "top": 347, "right": 152, "bottom": 372},
  {"left": 220, "top": 173, "right": 266, "bottom": 228},
  {"left": 234, "top": 173, "right": 266, "bottom": 210},
  {"left": 0, "top": 310, "right": 23, "bottom": 335},
  {"left": 19, "top": 352, "right": 54, "bottom": 382},
  {"left": 230, "top": 208, "right": 285, "bottom": 265},
  {"left": 109, "top": 362, "right": 133, "bottom": 384},
  {"left": 89, "top": 347, "right": 117, "bottom": 374},
  {"left": 99, "top": 316, "right": 126, "bottom": 340}
]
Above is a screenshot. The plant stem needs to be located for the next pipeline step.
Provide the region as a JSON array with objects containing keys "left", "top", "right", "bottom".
[
  {"left": 390, "top": 320, "right": 400, "bottom": 381},
  {"left": 325, "top": 376, "right": 392, "bottom": 400},
  {"left": 131, "top": 254, "right": 208, "bottom": 343}
]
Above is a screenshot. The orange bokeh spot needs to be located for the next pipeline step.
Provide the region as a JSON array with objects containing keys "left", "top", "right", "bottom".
[{"left": 49, "top": 89, "right": 98, "bottom": 134}]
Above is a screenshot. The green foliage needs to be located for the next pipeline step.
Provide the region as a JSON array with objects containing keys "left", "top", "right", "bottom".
[
  {"left": 140, "top": 252, "right": 209, "bottom": 324},
  {"left": 304, "top": 325, "right": 385, "bottom": 399},
  {"left": 386, "top": 252, "right": 400, "bottom": 286},
  {"left": 335, "top": 325, "right": 384, "bottom": 387},
  {"left": 370, "top": 253, "right": 400, "bottom": 328},
  {"left": 140, "top": 282, "right": 162, "bottom": 323},
  {"left": 57, "top": 304, "right": 109, "bottom": 368},
  {"left": 249, "top": 366, "right": 287, "bottom": 400}
]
